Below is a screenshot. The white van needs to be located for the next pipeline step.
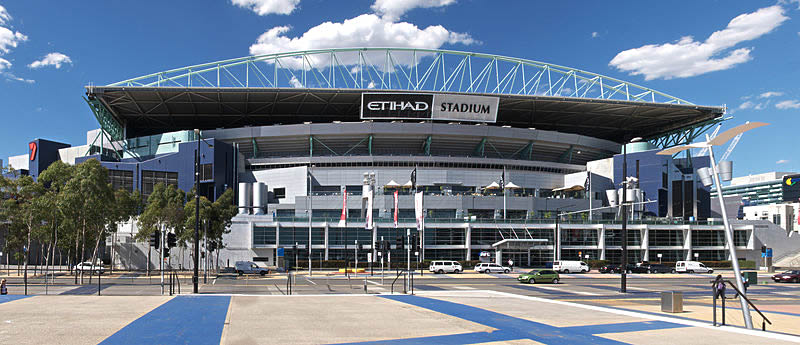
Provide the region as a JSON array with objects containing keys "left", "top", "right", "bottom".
[
  {"left": 552, "top": 261, "right": 590, "bottom": 273},
  {"left": 429, "top": 261, "right": 463, "bottom": 274},
  {"left": 675, "top": 261, "right": 713, "bottom": 274}
]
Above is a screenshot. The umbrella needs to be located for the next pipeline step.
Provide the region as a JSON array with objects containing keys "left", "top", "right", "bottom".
[
  {"left": 384, "top": 180, "right": 400, "bottom": 188},
  {"left": 504, "top": 181, "right": 521, "bottom": 189},
  {"left": 485, "top": 181, "right": 501, "bottom": 190}
]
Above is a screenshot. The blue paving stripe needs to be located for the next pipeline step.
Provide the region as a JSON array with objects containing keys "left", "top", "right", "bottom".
[
  {"left": 331, "top": 331, "right": 514, "bottom": 345},
  {"left": 562, "top": 321, "right": 688, "bottom": 334},
  {"left": 0, "top": 295, "right": 31, "bottom": 304},
  {"left": 366, "top": 295, "right": 689, "bottom": 345},
  {"left": 118, "top": 273, "right": 141, "bottom": 278},
  {"left": 100, "top": 296, "right": 230, "bottom": 345},
  {"left": 61, "top": 284, "right": 112, "bottom": 295},
  {"left": 413, "top": 284, "right": 446, "bottom": 291}
]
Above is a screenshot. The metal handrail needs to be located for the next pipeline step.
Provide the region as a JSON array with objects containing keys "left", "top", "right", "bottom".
[
  {"left": 711, "top": 279, "right": 772, "bottom": 330},
  {"left": 391, "top": 269, "right": 405, "bottom": 294}
]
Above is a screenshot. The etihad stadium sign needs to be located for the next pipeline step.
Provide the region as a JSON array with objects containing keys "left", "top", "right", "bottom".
[{"left": 361, "top": 93, "right": 498, "bottom": 123}]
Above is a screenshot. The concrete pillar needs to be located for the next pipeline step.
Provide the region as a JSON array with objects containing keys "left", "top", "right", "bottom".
[
  {"left": 642, "top": 227, "right": 649, "bottom": 262},
  {"left": 496, "top": 248, "right": 503, "bottom": 265},
  {"left": 465, "top": 225, "right": 472, "bottom": 260},
  {"left": 324, "top": 223, "right": 329, "bottom": 261},
  {"left": 684, "top": 227, "right": 692, "bottom": 261},
  {"left": 599, "top": 226, "right": 606, "bottom": 260}
]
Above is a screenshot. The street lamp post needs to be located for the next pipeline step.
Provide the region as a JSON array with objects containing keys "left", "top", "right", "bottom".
[
  {"left": 620, "top": 137, "right": 641, "bottom": 293},
  {"left": 656, "top": 121, "right": 768, "bottom": 330},
  {"left": 193, "top": 129, "right": 213, "bottom": 294}
]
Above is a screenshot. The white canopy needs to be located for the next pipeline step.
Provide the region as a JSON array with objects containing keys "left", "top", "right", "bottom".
[
  {"left": 384, "top": 180, "right": 400, "bottom": 188},
  {"left": 485, "top": 181, "right": 501, "bottom": 190},
  {"left": 402, "top": 180, "right": 414, "bottom": 188},
  {"left": 504, "top": 181, "right": 521, "bottom": 189}
]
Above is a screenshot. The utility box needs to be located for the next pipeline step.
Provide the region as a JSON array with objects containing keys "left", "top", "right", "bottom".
[
  {"left": 742, "top": 271, "right": 758, "bottom": 285},
  {"left": 661, "top": 291, "right": 683, "bottom": 313}
]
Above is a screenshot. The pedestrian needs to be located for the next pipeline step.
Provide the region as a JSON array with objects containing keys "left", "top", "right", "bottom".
[
  {"left": 713, "top": 274, "right": 725, "bottom": 300},
  {"left": 735, "top": 274, "right": 749, "bottom": 298},
  {"left": 1, "top": 279, "right": 7, "bottom": 295},
  {"left": 508, "top": 259, "right": 514, "bottom": 271}
]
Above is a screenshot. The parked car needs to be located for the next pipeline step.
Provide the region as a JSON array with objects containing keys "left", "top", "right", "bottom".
[
  {"left": 675, "top": 261, "right": 713, "bottom": 274},
  {"left": 234, "top": 261, "right": 270, "bottom": 276},
  {"left": 772, "top": 270, "right": 800, "bottom": 283},
  {"left": 630, "top": 263, "right": 670, "bottom": 274},
  {"left": 552, "top": 261, "right": 590, "bottom": 273},
  {"left": 429, "top": 261, "right": 463, "bottom": 274},
  {"left": 474, "top": 263, "right": 510, "bottom": 273},
  {"left": 517, "top": 270, "right": 560, "bottom": 284},
  {"left": 599, "top": 264, "right": 621, "bottom": 273},
  {"left": 74, "top": 262, "right": 104, "bottom": 274}
]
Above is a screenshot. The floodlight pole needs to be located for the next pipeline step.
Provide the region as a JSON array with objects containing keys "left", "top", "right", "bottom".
[
  {"left": 708, "top": 148, "right": 753, "bottom": 329},
  {"left": 620, "top": 141, "right": 628, "bottom": 293},
  {"left": 194, "top": 131, "right": 200, "bottom": 294}
]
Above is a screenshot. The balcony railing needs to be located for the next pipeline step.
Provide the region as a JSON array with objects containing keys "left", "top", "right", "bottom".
[{"left": 268, "top": 216, "right": 727, "bottom": 226}]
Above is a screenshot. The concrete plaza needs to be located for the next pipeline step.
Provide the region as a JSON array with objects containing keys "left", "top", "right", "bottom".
[{"left": 1, "top": 290, "right": 799, "bottom": 344}]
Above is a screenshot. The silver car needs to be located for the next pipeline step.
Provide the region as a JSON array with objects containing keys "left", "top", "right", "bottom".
[{"left": 474, "top": 262, "right": 510, "bottom": 273}]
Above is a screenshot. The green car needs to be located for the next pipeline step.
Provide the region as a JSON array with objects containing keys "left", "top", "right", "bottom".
[{"left": 517, "top": 269, "right": 560, "bottom": 284}]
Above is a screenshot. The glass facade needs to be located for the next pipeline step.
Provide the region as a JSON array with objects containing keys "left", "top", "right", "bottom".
[
  {"left": 108, "top": 169, "right": 134, "bottom": 192},
  {"left": 141, "top": 170, "right": 178, "bottom": 198}
]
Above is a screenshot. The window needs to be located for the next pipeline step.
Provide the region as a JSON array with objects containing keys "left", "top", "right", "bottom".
[
  {"left": 253, "top": 226, "right": 277, "bottom": 245},
  {"left": 200, "top": 163, "right": 213, "bottom": 181},
  {"left": 772, "top": 214, "right": 781, "bottom": 225},
  {"left": 273, "top": 188, "right": 286, "bottom": 199},
  {"left": 141, "top": 170, "right": 178, "bottom": 199},
  {"left": 108, "top": 169, "right": 134, "bottom": 192}
]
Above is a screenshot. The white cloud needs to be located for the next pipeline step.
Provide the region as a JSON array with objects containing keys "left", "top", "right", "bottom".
[
  {"left": 0, "top": 5, "right": 11, "bottom": 26},
  {"left": 738, "top": 101, "right": 754, "bottom": 109},
  {"left": 591, "top": 32, "right": 599, "bottom": 38},
  {"left": 231, "top": 0, "right": 300, "bottom": 15},
  {"left": 777, "top": 159, "right": 790, "bottom": 164},
  {"left": 0, "top": 26, "right": 27, "bottom": 55},
  {"left": 0, "top": 57, "right": 9, "bottom": 71},
  {"left": 759, "top": 91, "right": 783, "bottom": 98},
  {"left": 610, "top": 6, "right": 788, "bottom": 80},
  {"left": 249, "top": 14, "right": 474, "bottom": 69},
  {"left": 288, "top": 75, "right": 303, "bottom": 88},
  {"left": 372, "top": 0, "right": 456, "bottom": 20},
  {"left": 776, "top": 100, "right": 800, "bottom": 109},
  {"left": 28, "top": 52, "right": 72, "bottom": 69}
]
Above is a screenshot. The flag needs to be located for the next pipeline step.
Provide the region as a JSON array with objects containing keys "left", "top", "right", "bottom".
[
  {"left": 338, "top": 188, "right": 347, "bottom": 227},
  {"left": 365, "top": 189, "right": 373, "bottom": 230},
  {"left": 415, "top": 191, "right": 424, "bottom": 231},
  {"left": 411, "top": 167, "right": 417, "bottom": 190},
  {"left": 393, "top": 189, "right": 399, "bottom": 228}
]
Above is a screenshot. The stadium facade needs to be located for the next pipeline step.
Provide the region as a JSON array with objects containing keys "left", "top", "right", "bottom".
[{"left": 4, "top": 48, "right": 774, "bottom": 269}]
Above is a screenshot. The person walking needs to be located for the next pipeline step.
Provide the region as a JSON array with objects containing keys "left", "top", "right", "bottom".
[
  {"left": 734, "top": 274, "right": 749, "bottom": 298},
  {"left": 1, "top": 279, "right": 7, "bottom": 295},
  {"left": 508, "top": 259, "right": 514, "bottom": 271},
  {"left": 713, "top": 274, "right": 725, "bottom": 300}
]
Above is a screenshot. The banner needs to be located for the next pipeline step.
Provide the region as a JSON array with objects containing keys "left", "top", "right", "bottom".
[
  {"left": 365, "top": 189, "right": 374, "bottom": 230},
  {"left": 432, "top": 93, "right": 499, "bottom": 123},
  {"left": 415, "top": 191, "right": 424, "bottom": 231},
  {"left": 338, "top": 188, "right": 347, "bottom": 227},
  {"left": 393, "top": 190, "right": 399, "bottom": 228}
]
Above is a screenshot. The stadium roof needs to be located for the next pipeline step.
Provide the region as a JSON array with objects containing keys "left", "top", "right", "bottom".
[{"left": 84, "top": 48, "right": 725, "bottom": 145}]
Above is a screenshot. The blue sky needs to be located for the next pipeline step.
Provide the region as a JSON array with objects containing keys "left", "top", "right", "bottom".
[{"left": 0, "top": 0, "right": 799, "bottom": 177}]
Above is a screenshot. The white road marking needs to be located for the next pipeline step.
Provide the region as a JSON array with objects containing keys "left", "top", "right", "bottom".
[
  {"left": 531, "top": 285, "right": 600, "bottom": 296},
  {"left": 305, "top": 278, "right": 317, "bottom": 285},
  {"left": 366, "top": 280, "right": 382, "bottom": 286},
  {"left": 452, "top": 286, "right": 475, "bottom": 290}
]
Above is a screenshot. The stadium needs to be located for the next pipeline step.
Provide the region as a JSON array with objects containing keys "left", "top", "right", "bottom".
[{"left": 7, "top": 47, "right": 773, "bottom": 269}]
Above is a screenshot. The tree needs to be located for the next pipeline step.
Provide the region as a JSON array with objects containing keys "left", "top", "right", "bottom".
[
  {"left": 107, "top": 188, "right": 140, "bottom": 272},
  {"left": 137, "top": 183, "right": 186, "bottom": 244},
  {"left": 1, "top": 175, "right": 46, "bottom": 294},
  {"left": 37, "top": 161, "right": 75, "bottom": 279}
]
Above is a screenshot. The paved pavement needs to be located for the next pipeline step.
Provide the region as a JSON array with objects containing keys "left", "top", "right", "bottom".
[
  {"left": 2, "top": 269, "right": 799, "bottom": 343},
  {"left": 1, "top": 291, "right": 798, "bottom": 344}
]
